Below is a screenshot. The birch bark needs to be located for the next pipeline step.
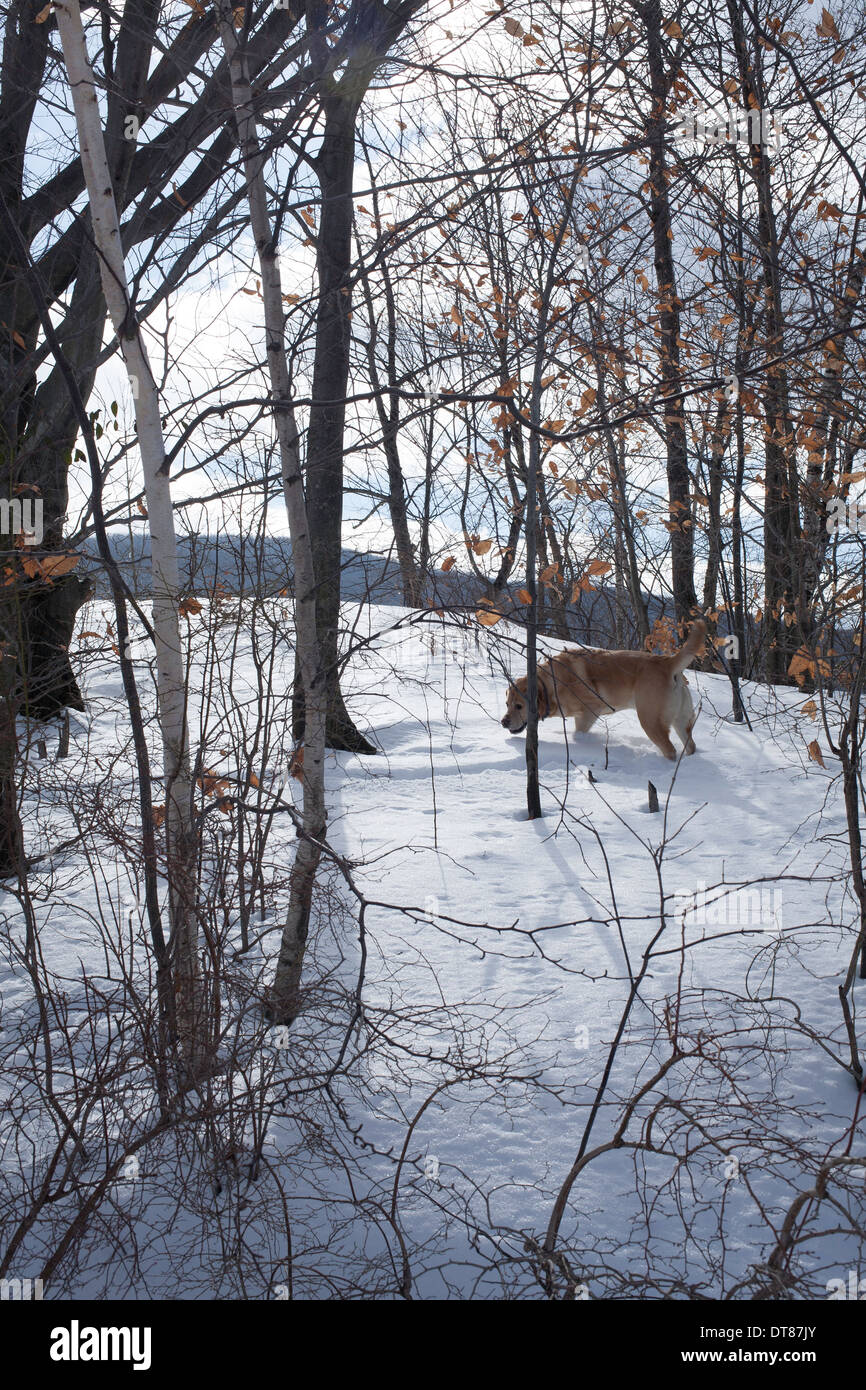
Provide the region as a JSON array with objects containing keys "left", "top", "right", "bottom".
[{"left": 55, "top": 0, "right": 201, "bottom": 1060}]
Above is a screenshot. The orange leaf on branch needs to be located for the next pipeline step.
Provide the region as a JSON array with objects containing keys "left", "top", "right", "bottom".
[
  {"left": 806, "top": 739, "right": 826, "bottom": 768},
  {"left": 39, "top": 553, "right": 79, "bottom": 580},
  {"left": 475, "top": 608, "right": 503, "bottom": 627}
]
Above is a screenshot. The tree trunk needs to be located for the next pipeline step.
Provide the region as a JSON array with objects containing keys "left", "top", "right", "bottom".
[
  {"left": 595, "top": 354, "right": 650, "bottom": 643},
  {"left": 357, "top": 158, "right": 421, "bottom": 607},
  {"left": 726, "top": 0, "right": 799, "bottom": 683},
  {"left": 301, "top": 91, "right": 376, "bottom": 753},
  {"left": 0, "top": 247, "right": 101, "bottom": 723},
  {"left": 56, "top": 0, "right": 201, "bottom": 1064},
  {"left": 524, "top": 411, "right": 542, "bottom": 822},
  {"left": 522, "top": 172, "right": 579, "bottom": 817},
  {"left": 800, "top": 223, "right": 866, "bottom": 629},
  {"left": 639, "top": 0, "right": 697, "bottom": 624},
  {"left": 218, "top": 6, "right": 327, "bottom": 1027},
  {"left": 0, "top": 647, "right": 23, "bottom": 878},
  {"left": 701, "top": 397, "right": 731, "bottom": 620}
]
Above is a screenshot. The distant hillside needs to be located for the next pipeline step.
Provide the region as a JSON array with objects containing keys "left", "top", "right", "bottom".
[{"left": 79, "top": 533, "right": 674, "bottom": 647}]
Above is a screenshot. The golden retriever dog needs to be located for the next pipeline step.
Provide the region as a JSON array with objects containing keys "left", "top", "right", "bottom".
[{"left": 501, "top": 619, "right": 706, "bottom": 760}]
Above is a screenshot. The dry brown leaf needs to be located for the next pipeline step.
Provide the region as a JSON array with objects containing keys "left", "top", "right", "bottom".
[
  {"left": 39, "top": 553, "right": 79, "bottom": 580},
  {"left": 816, "top": 7, "right": 840, "bottom": 41},
  {"left": 806, "top": 739, "right": 826, "bottom": 768}
]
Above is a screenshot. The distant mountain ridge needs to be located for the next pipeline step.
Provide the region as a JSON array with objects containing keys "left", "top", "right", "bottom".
[{"left": 79, "top": 533, "right": 673, "bottom": 648}]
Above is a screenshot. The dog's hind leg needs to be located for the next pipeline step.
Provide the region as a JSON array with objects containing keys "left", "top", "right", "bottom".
[
  {"left": 673, "top": 711, "right": 696, "bottom": 754},
  {"left": 671, "top": 678, "right": 697, "bottom": 754},
  {"left": 635, "top": 691, "right": 678, "bottom": 760}
]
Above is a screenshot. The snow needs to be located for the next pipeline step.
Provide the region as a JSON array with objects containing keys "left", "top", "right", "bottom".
[{"left": 2, "top": 599, "right": 863, "bottom": 1299}]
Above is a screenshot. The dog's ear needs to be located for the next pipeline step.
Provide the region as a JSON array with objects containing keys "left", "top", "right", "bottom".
[{"left": 536, "top": 678, "right": 549, "bottom": 719}]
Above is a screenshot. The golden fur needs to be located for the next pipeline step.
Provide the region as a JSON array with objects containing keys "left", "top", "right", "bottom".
[{"left": 501, "top": 620, "right": 706, "bottom": 760}]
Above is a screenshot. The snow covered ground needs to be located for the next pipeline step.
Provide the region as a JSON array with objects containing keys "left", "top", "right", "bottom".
[{"left": 2, "top": 599, "right": 863, "bottom": 1299}]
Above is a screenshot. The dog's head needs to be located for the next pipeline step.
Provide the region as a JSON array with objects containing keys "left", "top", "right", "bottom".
[{"left": 500, "top": 674, "right": 549, "bottom": 733}]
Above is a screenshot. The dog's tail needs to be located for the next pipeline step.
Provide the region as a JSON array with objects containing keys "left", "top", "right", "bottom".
[{"left": 668, "top": 618, "right": 707, "bottom": 675}]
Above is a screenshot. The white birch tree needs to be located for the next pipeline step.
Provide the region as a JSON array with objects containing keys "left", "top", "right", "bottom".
[{"left": 55, "top": 0, "right": 202, "bottom": 1063}]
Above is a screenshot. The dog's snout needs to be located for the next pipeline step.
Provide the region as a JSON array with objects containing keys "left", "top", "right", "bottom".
[{"left": 501, "top": 715, "right": 510, "bottom": 728}]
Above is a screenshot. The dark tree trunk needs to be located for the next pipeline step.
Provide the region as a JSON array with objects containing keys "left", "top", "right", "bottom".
[
  {"left": 799, "top": 221, "right": 865, "bottom": 636},
  {"left": 729, "top": 381, "right": 748, "bottom": 720},
  {"left": 301, "top": 91, "right": 377, "bottom": 753},
  {"left": 0, "top": 647, "right": 23, "bottom": 878},
  {"left": 639, "top": 0, "right": 698, "bottom": 624},
  {"left": 524, "top": 431, "right": 542, "bottom": 821},
  {"left": 358, "top": 236, "right": 421, "bottom": 606},
  {"left": 2, "top": 253, "right": 105, "bottom": 717},
  {"left": 295, "top": 0, "right": 425, "bottom": 748},
  {"left": 726, "top": 0, "right": 800, "bottom": 683},
  {"left": 356, "top": 138, "right": 422, "bottom": 607},
  {"left": 20, "top": 576, "right": 92, "bottom": 717},
  {"left": 594, "top": 351, "right": 650, "bottom": 643},
  {"left": 701, "top": 398, "right": 730, "bottom": 621}
]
